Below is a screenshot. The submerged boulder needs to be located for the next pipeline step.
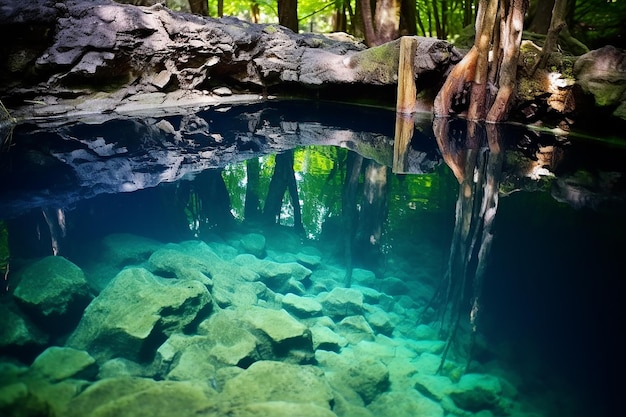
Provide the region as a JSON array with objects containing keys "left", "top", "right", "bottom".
[
  {"left": 29, "top": 346, "right": 97, "bottom": 382},
  {"left": 66, "top": 267, "right": 212, "bottom": 363},
  {"left": 12, "top": 256, "right": 92, "bottom": 333},
  {"left": 219, "top": 361, "right": 334, "bottom": 408}
]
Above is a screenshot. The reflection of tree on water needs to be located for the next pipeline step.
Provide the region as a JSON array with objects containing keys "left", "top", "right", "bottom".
[{"left": 427, "top": 118, "right": 504, "bottom": 373}]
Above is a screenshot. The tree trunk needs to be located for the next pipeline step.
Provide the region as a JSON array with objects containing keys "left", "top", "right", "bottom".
[
  {"left": 487, "top": 0, "right": 528, "bottom": 122},
  {"left": 244, "top": 158, "right": 262, "bottom": 221},
  {"left": 263, "top": 150, "right": 304, "bottom": 233},
  {"left": 374, "top": 0, "right": 400, "bottom": 43},
  {"left": 399, "top": 0, "right": 417, "bottom": 36},
  {"left": 188, "top": 0, "right": 208, "bottom": 15},
  {"left": 359, "top": 0, "right": 378, "bottom": 46},
  {"left": 217, "top": 0, "right": 223, "bottom": 17},
  {"left": 434, "top": 0, "right": 530, "bottom": 123},
  {"left": 278, "top": 0, "right": 299, "bottom": 32},
  {"left": 343, "top": 152, "right": 364, "bottom": 287},
  {"left": 534, "top": 0, "right": 567, "bottom": 73},
  {"left": 527, "top": 0, "right": 554, "bottom": 34}
]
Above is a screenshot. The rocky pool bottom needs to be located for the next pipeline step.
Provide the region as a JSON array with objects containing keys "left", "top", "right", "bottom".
[{"left": 0, "top": 223, "right": 590, "bottom": 417}]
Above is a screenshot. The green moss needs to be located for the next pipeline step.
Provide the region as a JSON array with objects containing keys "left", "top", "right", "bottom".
[{"left": 263, "top": 25, "right": 278, "bottom": 34}]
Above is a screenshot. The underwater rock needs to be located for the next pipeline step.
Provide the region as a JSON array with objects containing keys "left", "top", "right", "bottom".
[
  {"left": 0, "top": 382, "right": 51, "bottom": 417},
  {"left": 197, "top": 310, "right": 259, "bottom": 368},
  {"left": 211, "top": 401, "right": 339, "bottom": 417},
  {"left": 413, "top": 374, "right": 455, "bottom": 401},
  {"left": 281, "top": 293, "right": 323, "bottom": 318},
  {"left": 218, "top": 360, "right": 334, "bottom": 408},
  {"left": 449, "top": 373, "right": 503, "bottom": 412},
  {"left": 310, "top": 325, "right": 348, "bottom": 352},
  {"left": 0, "top": 302, "right": 48, "bottom": 357},
  {"left": 233, "top": 254, "right": 312, "bottom": 293},
  {"left": 66, "top": 267, "right": 212, "bottom": 363},
  {"left": 101, "top": 233, "right": 161, "bottom": 268},
  {"left": 13, "top": 256, "right": 92, "bottom": 333},
  {"left": 66, "top": 377, "right": 216, "bottom": 417},
  {"left": 363, "top": 305, "right": 395, "bottom": 336},
  {"left": 295, "top": 252, "right": 322, "bottom": 269},
  {"left": 367, "top": 390, "right": 444, "bottom": 417},
  {"left": 378, "top": 277, "right": 410, "bottom": 296},
  {"left": 240, "top": 233, "right": 267, "bottom": 258},
  {"left": 29, "top": 346, "right": 97, "bottom": 382},
  {"left": 239, "top": 306, "right": 313, "bottom": 363},
  {"left": 336, "top": 315, "right": 375, "bottom": 345},
  {"left": 148, "top": 247, "right": 215, "bottom": 287},
  {"left": 98, "top": 358, "right": 149, "bottom": 379},
  {"left": 319, "top": 287, "right": 364, "bottom": 320}
]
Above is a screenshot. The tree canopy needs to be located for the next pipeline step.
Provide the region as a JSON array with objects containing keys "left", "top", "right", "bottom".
[{"left": 153, "top": 0, "right": 625, "bottom": 49}]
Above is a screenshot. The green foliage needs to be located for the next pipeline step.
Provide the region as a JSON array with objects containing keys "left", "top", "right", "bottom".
[{"left": 572, "top": 0, "right": 626, "bottom": 47}]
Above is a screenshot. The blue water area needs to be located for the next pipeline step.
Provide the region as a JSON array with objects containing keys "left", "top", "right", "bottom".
[{"left": 0, "top": 100, "right": 625, "bottom": 417}]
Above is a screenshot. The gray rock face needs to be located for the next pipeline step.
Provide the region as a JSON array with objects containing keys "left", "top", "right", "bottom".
[
  {"left": 0, "top": 0, "right": 462, "bottom": 117},
  {"left": 574, "top": 45, "right": 626, "bottom": 119},
  {"left": 13, "top": 256, "right": 92, "bottom": 331},
  {"left": 66, "top": 267, "right": 212, "bottom": 362}
]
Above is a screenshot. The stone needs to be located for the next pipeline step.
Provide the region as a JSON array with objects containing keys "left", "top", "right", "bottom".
[
  {"left": 197, "top": 310, "right": 259, "bottom": 367},
  {"left": 367, "top": 390, "right": 444, "bottom": 417},
  {"left": 66, "top": 377, "right": 215, "bottom": 417},
  {"left": 13, "top": 256, "right": 92, "bottom": 332},
  {"left": 66, "top": 267, "right": 212, "bottom": 363},
  {"left": 0, "top": 382, "right": 50, "bottom": 417},
  {"left": 295, "top": 252, "right": 321, "bottom": 269},
  {"left": 219, "top": 361, "right": 334, "bottom": 408},
  {"left": 310, "top": 325, "right": 348, "bottom": 352},
  {"left": 212, "top": 86, "right": 233, "bottom": 96},
  {"left": 0, "top": 302, "right": 48, "bottom": 355},
  {"left": 413, "top": 374, "right": 455, "bottom": 401},
  {"left": 233, "top": 254, "right": 312, "bottom": 293},
  {"left": 148, "top": 246, "right": 216, "bottom": 287},
  {"left": 100, "top": 233, "right": 161, "bottom": 268},
  {"left": 98, "top": 358, "right": 148, "bottom": 379},
  {"left": 364, "top": 306, "right": 394, "bottom": 336},
  {"left": 212, "top": 401, "right": 338, "bottom": 417},
  {"left": 282, "top": 293, "right": 323, "bottom": 318},
  {"left": 379, "top": 277, "right": 410, "bottom": 295},
  {"left": 240, "top": 233, "right": 266, "bottom": 258},
  {"left": 336, "top": 315, "right": 375, "bottom": 344},
  {"left": 574, "top": 45, "right": 626, "bottom": 119},
  {"left": 319, "top": 287, "right": 364, "bottom": 319},
  {"left": 449, "top": 373, "right": 503, "bottom": 412},
  {"left": 30, "top": 346, "right": 97, "bottom": 382}
]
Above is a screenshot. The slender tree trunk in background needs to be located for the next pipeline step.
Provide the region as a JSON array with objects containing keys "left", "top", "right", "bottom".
[
  {"left": 217, "top": 0, "right": 223, "bottom": 17},
  {"left": 400, "top": 0, "right": 418, "bottom": 36},
  {"left": 432, "top": 0, "right": 443, "bottom": 38},
  {"left": 334, "top": 4, "right": 347, "bottom": 32},
  {"left": 196, "top": 169, "right": 235, "bottom": 229},
  {"left": 343, "top": 152, "right": 364, "bottom": 287},
  {"left": 463, "top": 0, "right": 474, "bottom": 27},
  {"left": 188, "top": 0, "right": 208, "bottom": 15},
  {"left": 534, "top": 0, "right": 567, "bottom": 72},
  {"left": 244, "top": 158, "right": 261, "bottom": 221},
  {"left": 374, "top": 0, "right": 401, "bottom": 43},
  {"left": 416, "top": 6, "right": 426, "bottom": 36},
  {"left": 251, "top": 2, "right": 260, "bottom": 23},
  {"left": 527, "top": 0, "right": 554, "bottom": 34},
  {"left": 278, "top": 0, "right": 299, "bottom": 32},
  {"left": 359, "top": 0, "right": 378, "bottom": 45},
  {"left": 263, "top": 151, "right": 304, "bottom": 233},
  {"left": 356, "top": 160, "right": 389, "bottom": 276}
]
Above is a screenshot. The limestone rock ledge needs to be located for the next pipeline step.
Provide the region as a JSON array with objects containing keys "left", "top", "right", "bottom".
[{"left": 0, "top": 0, "right": 461, "bottom": 119}]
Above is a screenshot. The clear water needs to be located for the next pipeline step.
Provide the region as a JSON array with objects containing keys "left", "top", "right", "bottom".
[{"left": 0, "top": 100, "right": 624, "bottom": 417}]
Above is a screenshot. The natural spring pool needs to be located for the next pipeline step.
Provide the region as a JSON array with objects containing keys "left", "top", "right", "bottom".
[{"left": 0, "top": 100, "right": 624, "bottom": 417}]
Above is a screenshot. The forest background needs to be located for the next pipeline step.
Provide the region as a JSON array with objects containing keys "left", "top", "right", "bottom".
[{"left": 121, "top": 0, "right": 626, "bottom": 50}]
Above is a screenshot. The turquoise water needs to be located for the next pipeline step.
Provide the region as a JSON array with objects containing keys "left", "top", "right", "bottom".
[{"left": 0, "top": 101, "right": 624, "bottom": 417}]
